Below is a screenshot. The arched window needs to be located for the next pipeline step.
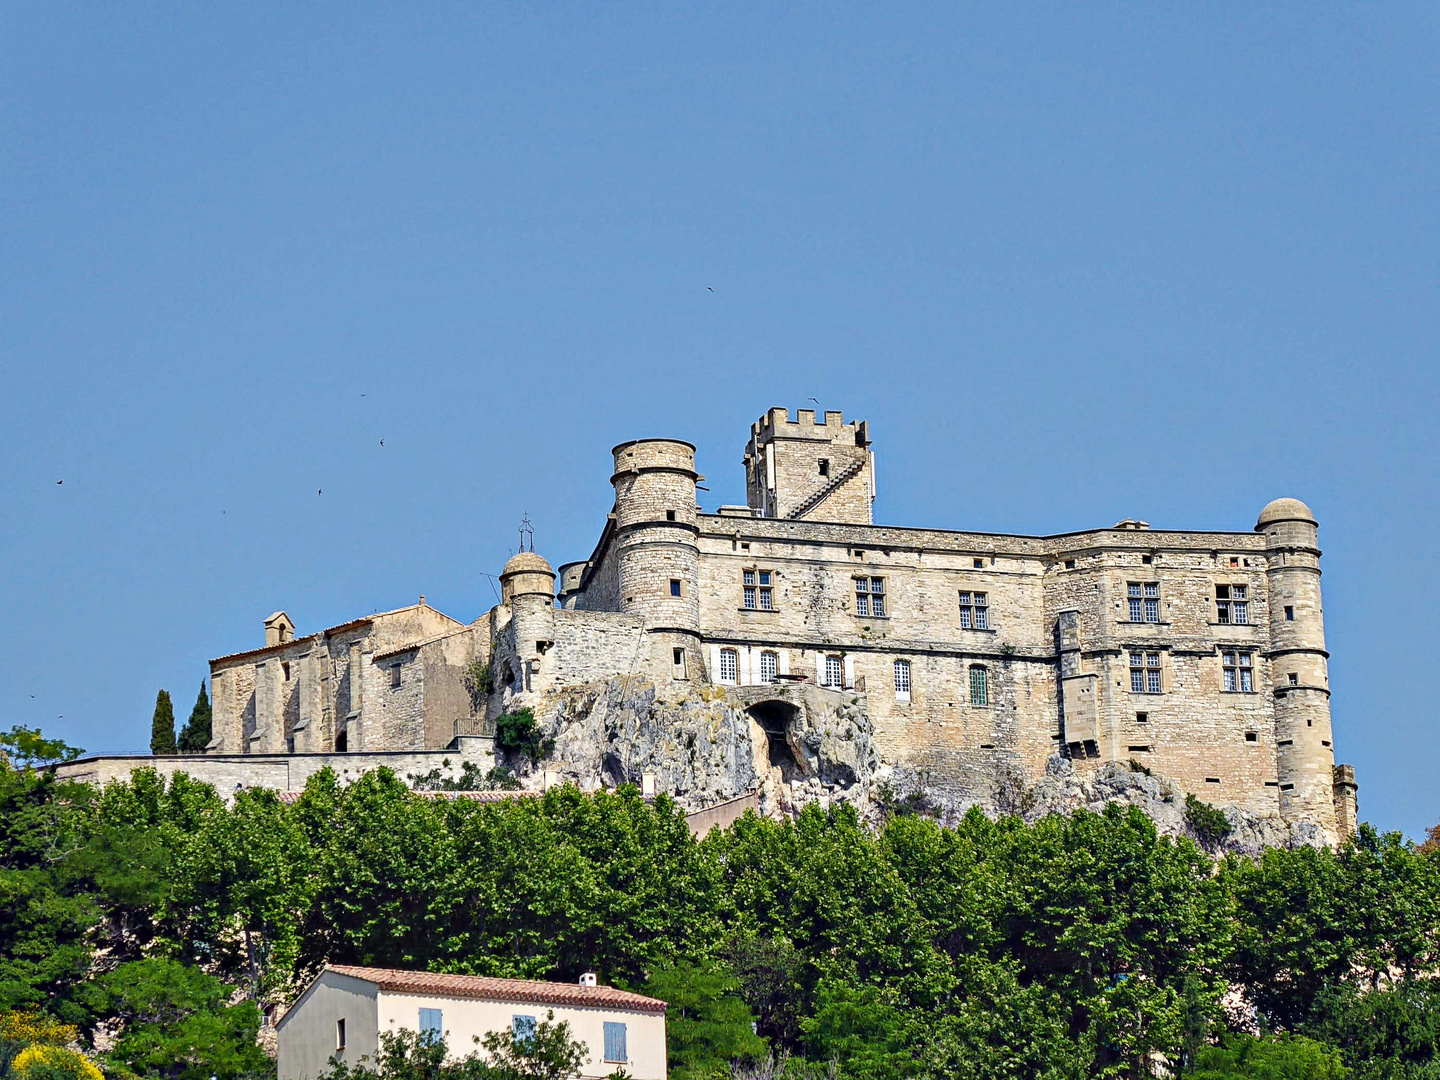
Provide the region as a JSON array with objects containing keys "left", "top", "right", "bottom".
[
  {"left": 759, "top": 651, "right": 778, "bottom": 683},
  {"left": 718, "top": 648, "right": 738, "bottom": 684},
  {"left": 969, "top": 665, "right": 989, "bottom": 707},
  {"left": 893, "top": 659, "right": 912, "bottom": 701}
]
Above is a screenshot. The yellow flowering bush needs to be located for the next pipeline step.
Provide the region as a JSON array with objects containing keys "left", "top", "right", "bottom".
[
  {"left": 0, "top": 1013, "right": 78, "bottom": 1049},
  {"left": 10, "top": 1044, "right": 104, "bottom": 1080}
]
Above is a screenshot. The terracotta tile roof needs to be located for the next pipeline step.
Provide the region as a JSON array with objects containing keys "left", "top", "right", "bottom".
[
  {"left": 276, "top": 789, "right": 538, "bottom": 805},
  {"left": 324, "top": 965, "right": 666, "bottom": 1014}
]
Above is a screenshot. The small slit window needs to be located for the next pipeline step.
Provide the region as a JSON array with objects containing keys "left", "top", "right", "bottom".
[
  {"left": 666, "top": 509, "right": 676, "bottom": 521},
  {"left": 390, "top": 663, "right": 403, "bottom": 689},
  {"left": 1285, "top": 605, "right": 1294, "bottom": 621},
  {"left": 818, "top": 459, "right": 830, "bottom": 477},
  {"left": 336, "top": 1018, "right": 346, "bottom": 1051},
  {"left": 672, "top": 648, "right": 687, "bottom": 679},
  {"left": 670, "top": 579, "right": 681, "bottom": 597}
]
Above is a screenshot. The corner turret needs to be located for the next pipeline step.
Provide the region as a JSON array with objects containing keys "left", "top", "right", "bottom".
[{"left": 1257, "top": 498, "right": 1349, "bottom": 841}]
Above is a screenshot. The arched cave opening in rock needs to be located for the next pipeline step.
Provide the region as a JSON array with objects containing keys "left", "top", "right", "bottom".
[{"left": 747, "top": 700, "right": 799, "bottom": 776}]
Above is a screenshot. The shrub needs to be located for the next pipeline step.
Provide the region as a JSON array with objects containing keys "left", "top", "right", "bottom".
[
  {"left": 1185, "top": 794, "right": 1233, "bottom": 848},
  {"left": 494, "top": 708, "right": 553, "bottom": 764}
]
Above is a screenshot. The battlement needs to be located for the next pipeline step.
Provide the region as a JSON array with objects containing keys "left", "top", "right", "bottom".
[{"left": 751, "top": 406, "right": 869, "bottom": 447}]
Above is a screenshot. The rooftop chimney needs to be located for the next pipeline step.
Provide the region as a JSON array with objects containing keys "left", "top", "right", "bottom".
[{"left": 579, "top": 972, "right": 597, "bottom": 987}]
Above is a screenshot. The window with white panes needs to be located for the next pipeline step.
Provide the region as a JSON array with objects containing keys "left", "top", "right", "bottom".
[
  {"left": 1216, "top": 584, "right": 1249, "bottom": 624},
  {"left": 855, "top": 577, "right": 885, "bottom": 617},
  {"left": 824, "top": 654, "right": 843, "bottom": 688},
  {"left": 718, "top": 648, "right": 738, "bottom": 684},
  {"left": 743, "top": 570, "right": 774, "bottom": 610},
  {"left": 969, "top": 665, "right": 989, "bottom": 706},
  {"left": 893, "top": 659, "right": 911, "bottom": 700},
  {"left": 1127, "top": 582, "right": 1161, "bottom": 623},
  {"left": 1222, "top": 651, "right": 1254, "bottom": 692},
  {"left": 1130, "top": 652, "right": 1162, "bottom": 694},
  {"left": 759, "top": 651, "right": 778, "bottom": 684},
  {"left": 958, "top": 591, "right": 988, "bottom": 629}
]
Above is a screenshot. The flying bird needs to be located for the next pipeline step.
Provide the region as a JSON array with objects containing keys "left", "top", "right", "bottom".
[
  {"left": 56, "top": 479, "right": 63, "bottom": 485},
  {"left": 379, "top": 439, "right": 385, "bottom": 447},
  {"left": 707, "top": 286, "right": 713, "bottom": 292},
  {"left": 317, "top": 489, "right": 323, "bottom": 495}
]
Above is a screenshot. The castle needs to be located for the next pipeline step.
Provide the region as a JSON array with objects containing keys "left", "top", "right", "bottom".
[{"left": 148, "top": 407, "right": 1354, "bottom": 841}]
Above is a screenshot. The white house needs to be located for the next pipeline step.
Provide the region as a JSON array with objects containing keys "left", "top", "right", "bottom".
[{"left": 276, "top": 965, "right": 668, "bottom": 1080}]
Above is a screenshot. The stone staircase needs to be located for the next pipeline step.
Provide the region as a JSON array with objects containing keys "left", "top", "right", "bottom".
[{"left": 785, "top": 459, "right": 865, "bottom": 519}]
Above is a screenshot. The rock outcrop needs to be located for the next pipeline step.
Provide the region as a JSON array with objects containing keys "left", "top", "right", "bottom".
[{"left": 513, "top": 676, "right": 1322, "bottom": 853}]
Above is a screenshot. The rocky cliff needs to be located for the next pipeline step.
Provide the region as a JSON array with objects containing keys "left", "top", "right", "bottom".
[{"left": 510, "top": 675, "right": 1323, "bottom": 853}]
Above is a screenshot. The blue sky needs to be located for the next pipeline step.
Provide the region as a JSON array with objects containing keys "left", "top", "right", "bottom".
[{"left": 2, "top": 4, "right": 1435, "bottom": 837}]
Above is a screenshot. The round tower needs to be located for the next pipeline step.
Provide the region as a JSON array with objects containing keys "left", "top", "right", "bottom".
[
  {"left": 499, "top": 551, "right": 556, "bottom": 695},
  {"left": 611, "top": 439, "right": 703, "bottom": 681},
  {"left": 1257, "top": 498, "right": 1339, "bottom": 839}
]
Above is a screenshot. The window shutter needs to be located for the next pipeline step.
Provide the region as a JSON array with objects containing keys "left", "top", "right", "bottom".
[
  {"left": 777, "top": 650, "right": 790, "bottom": 677},
  {"left": 709, "top": 645, "right": 722, "bottom": 681},
  {"left": 816, "top": 653, "right": 826, "bottom": 684},
  {"left": 843, "top": 655, "right": 855, "bottom": 688},
  {"left": 738, "top": 648, "right": 752, "bottom": 686}
]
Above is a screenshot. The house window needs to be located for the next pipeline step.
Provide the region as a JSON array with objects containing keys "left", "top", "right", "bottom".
[
  {"left": 893, "top": 659, "right": 911, "bottom": 701},
  {"left": 743, "top": 570, "right": 773, "bottom": 610},
  {"left": 855, "top": 577, "right": 885, "bottom": 616},
  {"left": 1130, "top": 652, "right": 1162, "bottom": 694},
  {"left": 1285, "top": 606, "right": 1294, "bottom": 621},
  {"left": 1288, "top": 672, "right": 1299, "bottom": 686},
  {"left": 1216, "top": 584, "right": 1249, "bottom": 624},
  {"left": 336, "top": 1018, "right": 346, "bottom": 1051},
  {"left": 513, "top": 1015, "right": 537, "bottom": 1045},
  {"left": 282, "top": 661, "right": 291, "bottom": 681},
  {"left": 670, "top": 579, "right": 681, "bottom": 597},
  {"left": 672, "top": 648, "right": 687, "bottom": 679},
  {"left": 666, "top": 509, "right": 676, "bottom": 521},
  {"left": 958, "top": 591, "right": 988, "bottom": 629},
  {"left": 390, "top": 663, "right": 402, "bottom": 689},
  {"left": 1222, "top": 651, "right": 1254, "bottom": 692},
  {"left": 718, "top": 649, "right": 738, "bottom": 684},
  {"left": 419, "top": 1009, "right": 443, "bottom": 1041},
  {"left": 1127, "top": 582, "right": 1160, "bottom": 623},
  {"left": 603, "top": 1022, "right": 628, "bottom": 1064},
  {"left": 974, "top": 558, "right": 985, "bottom": 568},
  {"left": 759, "top": 651, "right": 778, "bottom": 684},
  {"left": 824, "top": 654, "right": 843, "bottom": 688},
  {"left": 969, "top": 666, "right": 988, "bottom": 707},
  {"left": 818, "top": 459, "right": 830, "bottom": 477}
]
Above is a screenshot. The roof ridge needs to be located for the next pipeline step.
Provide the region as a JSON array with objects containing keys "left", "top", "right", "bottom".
[{"left": 322, "top": 964, "right": 666, "bottom": 1013}]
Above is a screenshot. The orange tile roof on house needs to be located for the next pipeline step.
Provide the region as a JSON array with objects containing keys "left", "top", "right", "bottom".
[{"left": 324, "top": 965, "right": 666, "bottom": 1014}]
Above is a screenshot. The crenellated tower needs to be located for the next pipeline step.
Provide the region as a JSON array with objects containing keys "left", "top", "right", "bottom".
[
  {"left": 1258, "top": 498, "right": 1347, "bottom": 841},
  {"left": 745, "top": 407, "right": 874, "bottom": 524}
]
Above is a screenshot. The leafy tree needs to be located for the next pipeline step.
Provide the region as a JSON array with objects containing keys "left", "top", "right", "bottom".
[
  {"left": 0, "top": 729, "right": 83, "bottom": 769},
  {"left": 176, "top": 683, "right": 212, "bottom": 754},
  {"left": 1189, "top": 1033, "right": 1349, "bottom": 1080},
  {"left": 639, "top": 962, "right": 766, "bottom": 1079},
  {"left": 149, "top": 691, "right": 176, "bottom": 756},
  {"left": 1302, "top": 980, "right": 1440, "bottom": 1080},
  {"left": 82, "top": 959, "right": 268, "bottom": 1080}
]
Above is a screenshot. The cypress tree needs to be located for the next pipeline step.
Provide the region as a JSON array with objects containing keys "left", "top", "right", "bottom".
[
  {"left": 177, "top": 681, "right": 212, "bottom": 753},
  {"left": 149, "top": 689, "right": 176, "bottom": 755}
]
